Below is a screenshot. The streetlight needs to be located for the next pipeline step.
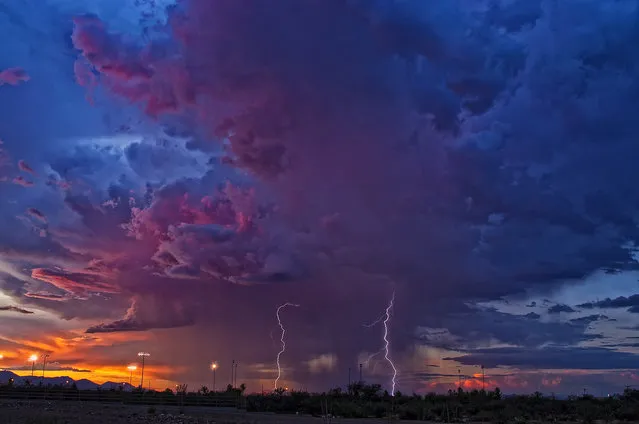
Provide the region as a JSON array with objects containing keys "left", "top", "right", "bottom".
[
  {"left": 210, "top": 362, "right": 218, "bottom": 393},
  {"left": 234, "top": 361, "right": 238, "bottom": 389},
  {"left": 28, "top": 354, "right": 38, "bottom": 376},
  {"left": 127, "top": 365, "right": 137, "bottom": 386},
  {"left": 231, "top": 359, "right": 235, "bottom": 389},
  {"left": 137, "top": 352, "right": 150, "bottom": 389},
  {"left": 42, "top": 354, "right": 50, "bottom": 380}
]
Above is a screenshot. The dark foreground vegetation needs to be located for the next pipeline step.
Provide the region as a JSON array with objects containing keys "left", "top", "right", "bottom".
[
  {"left": 246, "top": 383, "right": 639, "bottom": 422},
  {"left": 3, "top": 379, "right": 639, "bottom": 422}
]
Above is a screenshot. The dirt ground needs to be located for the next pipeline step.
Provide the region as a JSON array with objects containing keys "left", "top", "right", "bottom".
[{"left": 0, "top": 399, "right": 421, "bottom": 424}]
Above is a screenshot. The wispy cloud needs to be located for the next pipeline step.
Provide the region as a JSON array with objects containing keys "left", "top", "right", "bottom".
[{"left": 0, "top": 305, "right": 34, "bottom": 314}]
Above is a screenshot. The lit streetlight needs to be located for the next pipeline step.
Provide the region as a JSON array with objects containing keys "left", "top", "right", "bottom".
[
  {"left": 28, "top": 354, "right": 38, "bottom": 377},
  {"left": 127, "top": 365, "right": 137, "bottom": 386},
  {"left": 210, "top": 362, "right": 218, "bottom": 393},
  {"left": 137, "top": 352, "right": 150, "bottom": 389}
]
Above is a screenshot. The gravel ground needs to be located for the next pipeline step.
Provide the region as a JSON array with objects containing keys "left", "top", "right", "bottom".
[{"left": 0, "top": 400, "right": 419, "bottom": 423}]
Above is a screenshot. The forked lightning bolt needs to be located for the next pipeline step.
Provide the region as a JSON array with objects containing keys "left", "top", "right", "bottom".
[
  {"left": 383, "top": 291, "right": 398, "bottom": 395},
  {"left": 274, "top": 302, "right": 299, "bottom": 390},
  {"left": 363, "top": 290, "right": 398, "bottom": 395}
]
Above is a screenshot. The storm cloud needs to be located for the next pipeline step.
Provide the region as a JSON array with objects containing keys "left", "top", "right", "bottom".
[{"left": 1, "top": 0, "right": 639, "bottom": 393}]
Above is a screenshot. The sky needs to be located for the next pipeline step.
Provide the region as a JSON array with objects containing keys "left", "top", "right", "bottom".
[{"left": 1, "top": 0, "right": 639, "bottom": 396}]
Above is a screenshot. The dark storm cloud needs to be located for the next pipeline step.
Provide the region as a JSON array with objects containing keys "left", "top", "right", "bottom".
[
  {"left": 578, "top": 295, "right": 639, "bottom": 309},
  {"left": 86, "top": 296, "right": 194, "bottom": 333},
  {"left": 418, "top": 307, "right": 598, "bottom": 349},
  {"left": 547, "top": 304, "right": 576, "bottom": 314},
  {"left": 450, "top": 347, "right": 639, "bottom": 370},
  {"left": 569, "top": 315, "right": 609, "bottom": 325},
  {"left": 69, "top": 0, "right": 639, "bottom": 308}
]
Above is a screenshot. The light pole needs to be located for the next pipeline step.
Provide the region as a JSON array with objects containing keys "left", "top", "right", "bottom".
[
  {"left": 42, "top": 354, "right": 50, "bottom": 380},
  {"left": 28, "top": 354, "right": 38, "bottom": 377},
  {"left": 231, "top": 359, "right": 235, "bottom": 388},
  {"left": 127, "top": 365, "right": 137, "bottom": 386},
  {"left": 210, "top": 362, "right": 217, "bottom": 393},
  {"left": 359, "top": 363, "right": 362, "bottom": 383},
  {"left": 137, "top": 352, "right": 150, "bottom": 389},
  {"left": 234, "top": 361, "right": 238, "bottom": 389},
  {"left": 481, "top": 365, "right": 485, "bottom": 391}
]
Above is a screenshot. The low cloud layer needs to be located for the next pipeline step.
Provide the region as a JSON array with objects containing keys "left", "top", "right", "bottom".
[{"left": 0, "top": 305, "right": 34, "bottom": 314}]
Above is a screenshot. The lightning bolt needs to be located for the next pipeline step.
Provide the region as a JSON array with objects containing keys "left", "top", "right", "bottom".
[
  {"left": 363, "top": 313, "right": 386, "bottom": 328},
  {"left": 361, "top": 349, "right": 384, "bottom": 374},
  {"left": 362, "top": 290, "right": 398, "bottom": 395},
  {"left": 274, "top": 302, "right": 299, "bottom": 391},
  {"left": 383, "top": 290, "right": 397, "bottom": 395}
]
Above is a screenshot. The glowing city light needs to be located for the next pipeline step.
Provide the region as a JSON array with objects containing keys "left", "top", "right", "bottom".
[{"left": 28, "top": 354, "right": 38, "bottom": 362}]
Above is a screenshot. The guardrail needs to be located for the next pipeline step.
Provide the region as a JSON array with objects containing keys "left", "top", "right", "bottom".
[{"left": 0, "top": 389, "right": 245, "bottom": 409}]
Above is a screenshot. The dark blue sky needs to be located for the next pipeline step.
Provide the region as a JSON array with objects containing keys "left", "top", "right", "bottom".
[{"left": 0, "top": 0, "right": 639, "bottom": 395}]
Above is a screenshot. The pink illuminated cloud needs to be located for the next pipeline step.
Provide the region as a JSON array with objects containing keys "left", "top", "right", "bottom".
[
  {"left": 31, "top": 267, "right": 119, "bottom": 297},
  {"left": 18, "top": 160, "right": 35, "bottom": 174},
  {"left": 12, "top": 176, "right": 34, "bottom": 187},
  {"left": 26, "top": 208, "right": 47, "bottom": 223},
  {"left": 23, "top": 292, "right": 67, "bottom": 301},
  {"left": 0, "top": 67, "right": 29, "bottom": 86}
]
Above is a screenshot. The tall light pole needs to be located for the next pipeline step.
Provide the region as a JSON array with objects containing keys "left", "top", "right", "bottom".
[
  {"left": 481, "top": 365, "right": 485, "bottom": 391},
  {"left": 231, "top": 359, "right": 235, "bottom": 389},
  {"left": 359, "top": 363, "right": 363, "bottom": 383},
  {"left": 137, "top": 352, "right": 150, "bottom": 389},
  {"left": 28, "top": 354, "right": 38, "bottom": 377},
  {"left": 210, "top": 362, "right": 217, "bottom": 393},
  {"left": 42, "top": 354, "right": 50, "bottom": 380},
  {"left": 234, "top": 361, "right": 238, "bottom": 389},
  {"left": 127, "top": 365, "right": 137, "bottom": 386}
]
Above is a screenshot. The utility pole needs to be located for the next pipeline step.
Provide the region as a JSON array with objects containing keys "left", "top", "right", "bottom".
[
  {"left": 42, "top": 354, "right": 50, "bottom": 381},
  {"left": 231, "top": 360, "right": 235, "bottom": 388},
  {"left": 481, "top": 365, "right": 485, "bottom": 391},
  {"left": 138, "top": 352, "right": 150, "bottom": 389},
  {"left": 234, "top": 361, "right": 238, "bottom": 388},
  {"left": 359, "top": 363, "right": 363, "bottom": 383},
  {"left": 458, "top": 369, "right": 461, "bottom": 389}
]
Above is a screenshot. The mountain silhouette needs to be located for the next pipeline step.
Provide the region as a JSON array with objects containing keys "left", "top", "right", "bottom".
[{"left": 0, "top": 370, "right": 135, "bottom": 391}]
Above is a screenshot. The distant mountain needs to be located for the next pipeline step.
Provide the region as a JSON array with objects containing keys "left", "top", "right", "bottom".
[{"left": 0, "top": 370, "right": 135, "bottom": 391}]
